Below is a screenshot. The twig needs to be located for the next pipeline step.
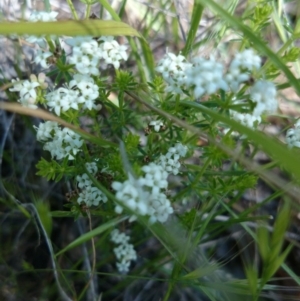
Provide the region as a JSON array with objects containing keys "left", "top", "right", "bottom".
[{"left": 79, "top": 210, "right": 97, "bottom": 301}]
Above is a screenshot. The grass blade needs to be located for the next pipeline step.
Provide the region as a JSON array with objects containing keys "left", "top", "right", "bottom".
[
  {"left": 0, "top": 20, "right": 141, "bottom": 37},
  {"left": 56, "top": 216, "right": 127, "bottom": 256}
]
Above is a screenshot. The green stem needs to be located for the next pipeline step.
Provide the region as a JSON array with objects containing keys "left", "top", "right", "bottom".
[
  {"left": 97, "top": 0, "right": 120, "bottom": 21},
  {"left": 162, "top": 262, "right": 181, "bottom": 301},
  {"left": 66, "top": 0, "right": 79, "bottom": 20},
  {"left": 182, "top": 2, "right": 204, "bottom": 57},
  {"left": 46, "top": 36, "right": 56, "bottom": 53},
  {"left": 43, "top": 0, "right": 51, "bottom": 12},
  {"left": 85, "top": 5, "right": 92, "bottom": 19}
]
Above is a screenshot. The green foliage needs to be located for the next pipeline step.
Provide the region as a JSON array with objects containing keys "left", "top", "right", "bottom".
[
  {"left": 3, "top": 0, "right": 300, "bottom": 300},
  {"left": 251, "top": 3, "right": 273, "bottom": 33},
  {"left": 113, "top": 70, "right": 137, "bottom": 91},
  {"left": 36, "top": 157, "right": 77, "bottom": 181},
  {"left": 36, "top": 200, "right": 53, "bottom": 237},
  {"left": 180, "top": 208, "right": 197, "bottom": 229},
  {"left": 124, "top": 132, "right": 140, "bottom": 155},
  {"left": 282, "top": 47, "right": 300, "bottom": 63}
]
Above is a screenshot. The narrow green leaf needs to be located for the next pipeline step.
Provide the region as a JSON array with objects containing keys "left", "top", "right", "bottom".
[
  {"left": 56, "top": 216, "right": 127, "bottom": 256},
  {"left": 282, "top": 262, "right": 300, "bottom": 286},
  {"left": 0, "top": 20, "right": 141, "bottom": 37},
  {"left": 182, "top": 262, "right": 220, "bottom": 280},
  {"left": 17, "top": 204, "right": 31, "bottom": 219},
  {"left": 264, "top": 244, "right": 293, "bottom": 281},
  {"left": 182, "top": 3, "right": 204, "bottom": 56},
  {"left": 36, "top": 201, "right": 53, "bottom": 237},
  {"left": 257, "top": 225, "right": 270, "bottom": 262},
  {"left": 244, "top": 265, "right": 258, "bottom": 297},
  {"left": 51, "top": 211, "right": 74, "bottom": 217},
  {"left": 269, "top": 202, "right": 291, "bottom": 259},
  {"left": 140, "top": 38, "right": 155, "bottom": 79}
]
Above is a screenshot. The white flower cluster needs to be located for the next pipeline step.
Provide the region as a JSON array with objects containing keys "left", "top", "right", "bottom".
[
  {"left": 229, "top": 80, "right": 277, "bottom": 129},
  {"left": 286, "top": 120, "right": 300, "bottom": 148},
  {"left": 185, "top": 57, "right": 228, "bottom": 98},
  {"left": 69, "top": 74, "right": 101, "bottom": 110},
  {"left": 156, "top": 49, "right": 273, "bottom": 101},
  {"left": 112, "top": 143, "right": 187, "bottom": 223},
  {"left": 225, "top": 49, "right": 261, "bottom": 92},
  {"left": 76, "top": 162, "right": 107, "bottom": 207},
  {"left": 110, "top": 229, "right": 137, "bottom": 274},
  {"left": 67, "top": 35, "right": 128, "bottom": 75},
  {"left": 9, "top": 78, "right": 39, "bottom": 109},
  {"left": 45, "top": 74, "right": 101, "bottom": 116},
  {"left": 230, "top": 111, "right": 261, "bottom": 128},
  {"left": 34, "top": 121, "right": 83, "bottom": 160},
  {"left": 156, "top": 49, "right": 277, "bottom": 129},
  {"left": 250, "top": 80, "right": 277, "bottom": 116},
  {"left": 9, "top": 73, "right": 47, "bottom": 109},
  {"left": 98, "top": 36, "right": 128, "bottom": 69},
  {"left": 155, "top": 52, "right": 191, "bottom": 94},
  {"left": 157, "top": 143, "right": 188, "bottom": 175}
]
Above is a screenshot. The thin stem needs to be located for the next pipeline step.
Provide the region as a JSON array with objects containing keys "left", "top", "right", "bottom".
[
  {"left": 78, "top": 211, "right": 97, "bottom": 301},
  {"left": 85, "top": 5, "right": 92, "bottom": 19},
  {"left": 43, "top": 0, "right": 51, "bottom": 12},
  {"left": 33, "top": 204, "right": 73, "bottom": 301},
  {"left": 66, "top": 0, "right": 79, "bottom": 20}
]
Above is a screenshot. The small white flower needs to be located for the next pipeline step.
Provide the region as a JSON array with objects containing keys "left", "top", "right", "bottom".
[
  {"left": 10, "top": 77, "right": 40, "bottom": 109},
  {"left": 286, "top": 121, "right": 300, "bottom": 148},
  {"left": 251, "top": 80, "right": 277, "bottom": 116},
  {"left": 156, "top": 51, "right": 190, "bottom": 94},
  {"left": 35, "top": 122, "right": 83, "bottom": 160},
  {"left": 69, "top": 51, "right": 100, "bottom": 75},
  {"left": 184, "top": 57, "right": 228, "bottom": 98},
  {"left": 110, "top": 229, "right": 137, "bottom": 274},
  {"left": 112, "top": 175, "right": 149, "bottom": 216},
  {"left": 231, "top": 49, "right": 261, "bottom": 71},
  {"left": 77, "top": 185, "right": 107, "bottom": 207},
  {"left": 111, "top": 229, "right": 130, "bottom": 244},
  {"left": 157, "top": 143, "right": 187, "bottom": 175},
  {"left": 46, "top": 87, "right": 82, "bottom": 116},
  {"left": 174, "top": 142, "right": 188, "bottom": 157},
  {"left": 76, "top": 173, "right": 92, "bottom": 189},
  {"left": 34, "top": 51, "right": 53, "bottom": 69},
  {"left": 19, "top": 80, "right": 39, "bottom": 99},
  {"left": 98, "top": 36, "right": 128, "bottom": 69},
  {"left": 30, "top": 73, "right": 48, "bottom": 89},
  {"left": 230, "top": 111, "right": 261, "bottom": 128},
  {"left": 148, "top": 193, "right": 174, "bottom": 224},
  {"left": 34, "top": 121, "right": 59, "bottom": 142},
  {"left": 226, "top": 49, "right": 261, "bottom": 92},
  {"left": 85, "top": 162, "right": 98, "bottom": 175},
  {"left": 9, "top": 78, "right": 23, "bottom": 92},
  {"left": 116, "top": 261, "right": 130, "bottom": 273},
  {"left": 19, "top": 95, "right": 38, "bottom": 109},
  {"left": 149, "top": 120, "right": 164, "bottom": 132}
]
